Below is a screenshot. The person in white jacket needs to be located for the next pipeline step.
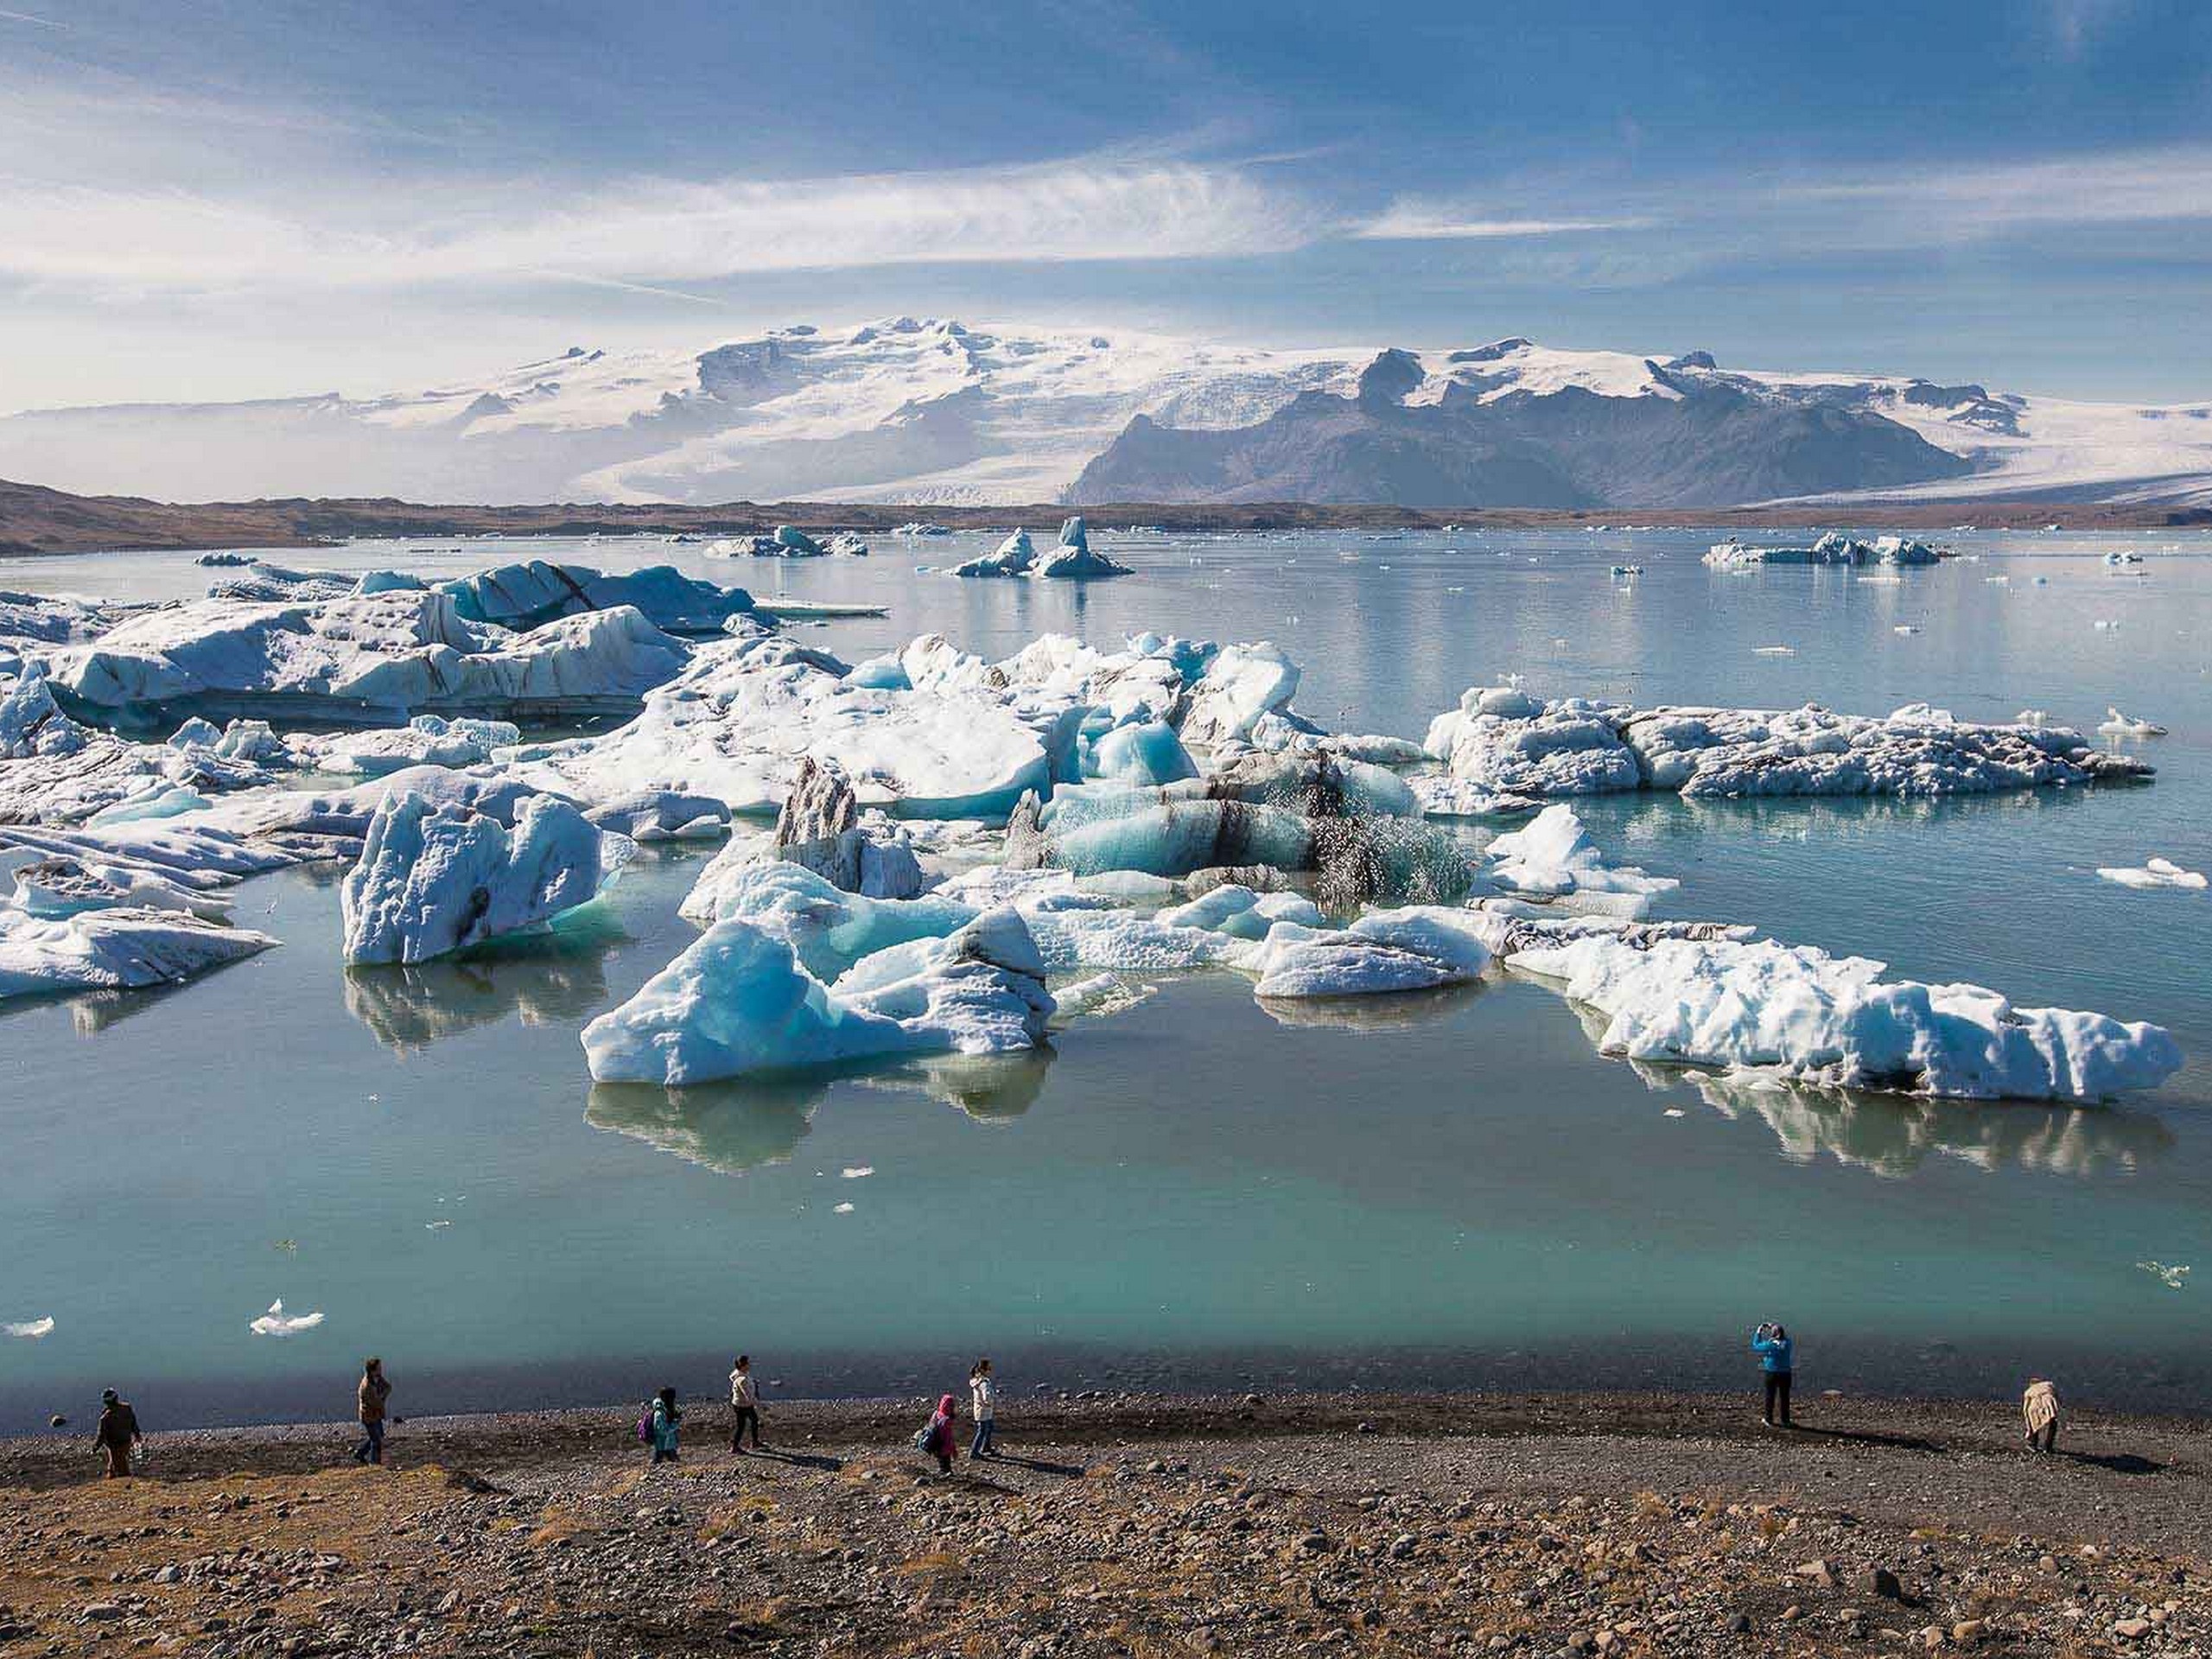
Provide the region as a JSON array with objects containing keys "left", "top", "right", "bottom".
[
  {"left": 728, "top": 1355, "right": 763, "bottom": 1452},
  {"left": 969, "top": 1357, "right": 997, "bottom": 1458}
]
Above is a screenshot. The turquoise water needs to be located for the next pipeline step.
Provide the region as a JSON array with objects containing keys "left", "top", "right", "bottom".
[{"left": 4, "top": 526, "right": 2211, "bottom": 1430}]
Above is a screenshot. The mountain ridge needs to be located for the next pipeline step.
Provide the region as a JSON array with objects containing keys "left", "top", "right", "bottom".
[{"left": 3, "top": 318, "right": 2209, "bottom": 512}]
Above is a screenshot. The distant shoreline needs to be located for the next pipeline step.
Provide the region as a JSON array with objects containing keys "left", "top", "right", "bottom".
[{"left": 3, "top": 474, "right": 2208, "bottom": 557}]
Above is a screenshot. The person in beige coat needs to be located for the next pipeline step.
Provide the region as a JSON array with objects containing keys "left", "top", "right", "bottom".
[{"left": 2022, "top": 1376, "right": 2062, "bottom": 1454}]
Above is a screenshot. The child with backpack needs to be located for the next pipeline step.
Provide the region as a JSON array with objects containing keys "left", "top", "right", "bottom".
[
  {"left": 914, "top": 1392, "right": 958, "bottom": 1475},
  {"left": 640, "top": 1387, "right": 682, "bottom": 1463}
]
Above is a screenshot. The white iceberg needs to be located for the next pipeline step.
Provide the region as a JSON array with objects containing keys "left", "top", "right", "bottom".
[
  {"left": 1030, "top": 516, "right": 1134, "bottom": 580},
  {"left": 581, "top": 906, "right": 1053, "bottom": 1086},
  {"left": 53, "top": 590, "right": 692, "bottom": 721},
  {"left": 438, "top": 561, "right": 757, "bottom": 634},
  {"left": 679, "top": 858, "right": 978, "bottom": 981},
  {"left": 950, "top": 528, "right": 1037, "bottom": 578},
  {"left": 2097, "top": 706, "right": 2168, "bottom": 737},
  {"left": 1178, "top": 643, "right": 1304, "bottom": 749},
  {"left": 526, "top": 635, "right": 1076, "bottom": 819},
  {"left": 249, "top": 1299, "right": 325, "bottom": 1337},
  {"left": 1158, "top": 883, "right": 1324, "bottom": 940},
  {"left": 1500, "top": 928, "right": 2182, "bottom": 1102},
  {"left": 3, "top": 1315, "right": 55, "bottom": 1339},
  {"left": 340, "top": 791, "right": 633, "bottom": 965},
  {"left": 0, "top": 906, "right": 278, "bottom": 999},
  {"left": 1478, "top": 804, "right": 1678, "bottom": 914},
  {"left": 1246, "top": 906, "right": 1494, "bottom": 999},
  {"left": 1703, "top": 532, "right": 1944, "bottom": 569},
  {"left": 303, "top": 715, "right": 521, "bottom": 777},
  {"left": 2096, "top": 856, "right": 2207, "bottom": 891}
]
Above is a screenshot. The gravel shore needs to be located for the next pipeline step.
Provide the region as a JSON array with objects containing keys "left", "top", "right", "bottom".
[{"left": 3, "top": 1389, "right": 2206, "bottom": 1656}]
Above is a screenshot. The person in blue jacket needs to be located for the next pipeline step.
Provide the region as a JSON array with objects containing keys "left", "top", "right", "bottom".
[{"left": 1751, "top": 1322, "right": 1795, "bottom": 1427}]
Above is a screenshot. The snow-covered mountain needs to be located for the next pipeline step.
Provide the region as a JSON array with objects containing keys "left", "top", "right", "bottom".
[{"left": 3, "top": 317, "right": 2207, "bottom": 508}]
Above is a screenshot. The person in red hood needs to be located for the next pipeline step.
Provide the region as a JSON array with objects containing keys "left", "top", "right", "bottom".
[{"left": 919, "top": 1392, "right": 958, "bottom": 1476}]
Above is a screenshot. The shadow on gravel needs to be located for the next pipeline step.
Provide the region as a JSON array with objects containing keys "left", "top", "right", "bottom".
[
  {"left": 2063, "top": 1451, "right": 2164, "bottom": 1476},
  {"left": 976, "top": 1452, "right": 1086, "bottom": 1478},
  {"left": 741, "top": 1448, "right": 844, "bottom": 1471},
  {"left": 1787, "top": 1427, "right": 1943, "bottom": 1453}
]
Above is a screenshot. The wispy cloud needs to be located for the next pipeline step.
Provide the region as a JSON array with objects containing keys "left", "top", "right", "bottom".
[
  {"left": 0, "top": 156, "right": 1322, "bottom": 294},
  {"left": 1777, "top": 144, "right": 2212, "bottom": 235},
  {"left": 1351, "top": 204, "right": 1650, "bottom": 241},
  {"left": 0, "top": 7, "right": 66, "bottom": 26}
]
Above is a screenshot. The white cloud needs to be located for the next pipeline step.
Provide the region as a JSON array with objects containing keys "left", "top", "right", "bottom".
[
  {"left": 1351, "top": 205, "right": 1649, "bottom": 241},
  {"left": 0, "top": 156, "right": 1322, "bottom": 294},
  {"left": 1780, "top": 144, "right": 2212, "bottom": 235}
]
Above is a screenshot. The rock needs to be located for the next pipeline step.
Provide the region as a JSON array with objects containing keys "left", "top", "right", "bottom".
[
  {"left": 1794, "top": 1558, "right": 1834, "bottom": 1588},
  {"left": 1299, "top": 1532, "right": 1334, "bottom": 1554},
  {"left": 1858, "top": 1566, "right": 1905, "bottom": 1601},
  {"left": 1950, "top": 1619, "right": 1986, "bottom": 1645},
  {"left": 2113, "top": 1618, "right": 2152, "bottom": 1639}
]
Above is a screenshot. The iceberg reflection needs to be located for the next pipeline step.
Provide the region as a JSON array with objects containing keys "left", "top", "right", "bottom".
[
  {"left": 1630, "top": 1061, "right": 2173, "bottom": 1179},
  {"left": 342, "top": 905, "right": 626, "bottom": 1054}
]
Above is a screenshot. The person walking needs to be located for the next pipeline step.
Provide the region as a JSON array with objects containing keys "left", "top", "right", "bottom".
[
  {"left": 93, "top": 1389, "right": 142, "bottom": 1478},
  {"left": 649, "top": 1387, "right": 682, "bottom": 1464},
  {"left": 918, "top": 1392, "right": 958, "bottom": 1476},
  {"left": 2023, "top": 1376, "right": 2063, "bottom": 1453},
  {"left": 1751, "top": 1321, "right": 1795, "bottom": 1427},
  {"left": 353, "top": 1357, "right": 391, "bottom": 1465},
  {"left": 728, "top": 1355, "right": 763, "bottom": 1452},
  {"left": 969, "top": 1358, "right": 997, "bottom": 1459}
]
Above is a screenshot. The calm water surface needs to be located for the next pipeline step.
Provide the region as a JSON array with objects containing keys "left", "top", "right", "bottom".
[{"left": 3, "top": 525, "right": 2211, "bottom": 1431}]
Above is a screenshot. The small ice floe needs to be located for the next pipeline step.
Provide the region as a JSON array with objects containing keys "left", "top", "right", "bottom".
[
  {"left": 2138, "top": 1261, "right": 2190, "bottom": 1290},
  {"left": 4, "top": 1316, "right": 54, "bottom": 1339},
  {"left": 2015, "top": 709, "right": 2050, "bottom": 729},
  {"left": 1751, "top": 645, "right": 1796, "bottom": 656},
  {"left": 1857, "top": 574, "right": 1904, "bottom": 586},
  {"left": 833, "top": 1202, "right": 855, "bottom": 1215},
  {"left": 1892, "top": 625, "right": 1921, "bottom": 635},
  {"left": 1662, "top": 1109, "right": 1686, "bottom": 1119},
  {"left": 2096, "top": 857, "right": 2207, "bottom": 892},
  {"left": 840, "top": 1166, "right": 874, "bottom": 1179},
  {"left": 425, "top": 1219, "right": 452, "bottom": 1230},
  {"left": 2098, "top": 706, "right": 2167, "bottom": 737},
  {"left": 1609, "top": 564, "right": 1643, "bottom": 577},
  {"left": 249, "top": 1300, "right": 324, "bottom": 1337},
  {"left": 1052, "top": 972, "right": 1159, "bottom": 1020},
  {"left": 2094, "top": 619, "right": 2119, "bottom": 631}
]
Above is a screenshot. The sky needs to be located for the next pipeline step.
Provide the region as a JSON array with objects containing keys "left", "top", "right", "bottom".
[{"left": 2, "top": 0, "right": 2210, "bottom": 410}]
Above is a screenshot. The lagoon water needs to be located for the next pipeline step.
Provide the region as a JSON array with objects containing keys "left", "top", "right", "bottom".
[{"left": 4, "top": 525, "right": 2212, "bottom": 1433}]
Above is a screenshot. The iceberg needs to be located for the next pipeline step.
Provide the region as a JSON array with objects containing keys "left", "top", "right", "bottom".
[
  {"left": 206, "top": 562, "right": 358, "bottom": 602},
  {"left": 340, "top": 791, "right": 634, "bottom": 965},
  {"left": 52, "top": 590, "right": 693, "bottom": 722},
  {"left": 580, "top": 906, "right": 1052, "bottom": 1086},
  {"left": 249, "top": 1300, "right": 324, "bottom": 1337},
  {"left": 1159, "top": 883, "right": 1324, "bottom": 940},
  {"left": 2098, "top": 707, "right": 2168, "bottom": 738},
  {"left": 1088, "top": 719, "right": 1198, "bottom": 786},
  {"left": 766, "top": 756, "right": 925, "bottom": 899},
  {"left": 1427, "top": 685, "right": 2154, "bottom": 798},
  {"left": 3, "top": 1316, "right": 54, "bottom": 1339},
  {"left": 1178, "top": 643, "right": 1303, "bottom": 748},
  {"left": 1478, "top": 804, "right": 1678, "bottom": 914},
  {"left": 679, "top": 857, "right": 976, "bottom": 981},
  {"left": 437, "top": 561, "right": 757, "bottom": 634},
  {"left": 951, "top": 528, "right": 1037, "bottom": 578},
  {"left": 582, "top": 790, "right": 731, "bottom": 841},
  {"left": 303, "top": 715, "right": 521, "bottom": 777},
  {"left": 1498, "top": 926, "right": 2181, "bottom": 1102},
  {"left": 2096, "top": 856, "right": 2207, "bottom": 891},
  {"left": 1703, "top": 532, "right": 1945, "bottom": 569},
  {"left": 527, "top": 635, "right": 1074, "bottom": 819},
  {"left": 0, "top": 905, "right": 279, "bottom": 999},
  {"left": 1031, "top": 516, "right": 1134, "bottom": 580},
  {"left": 1246, "top": 907, "right": 1494, "bottom": 999},
  {"left": 5, "top": 855, "right": 232, "bottom": 921}
]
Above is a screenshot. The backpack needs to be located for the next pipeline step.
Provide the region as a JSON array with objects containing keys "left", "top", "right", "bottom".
[
  {"left": 636, "top": 1407, "right": 654, "bottom": 1445},
  {"left": 912, "top": 1418, "right": 937, "bottom": 1452}
]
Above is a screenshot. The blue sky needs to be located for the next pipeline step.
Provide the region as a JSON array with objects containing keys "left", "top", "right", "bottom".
[{"left": 3, "top": 0, "right": 2209, "bottom": 407}]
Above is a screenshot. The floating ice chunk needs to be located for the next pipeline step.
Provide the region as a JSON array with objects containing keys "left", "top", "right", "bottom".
[
  {"left": 582, "top": 790, "right": 730, "bottom": 841},
  {"left": 1051, "top": 971, "right": 1157, "bottom": 1020},
  {"left": 1424, "top": 689, "right": 1641, "bottom": 795},
  {"left": 833, "top": 1201, "right": 855, "bottom": 1213},
  {"left": 249, "top": 1300, "right": 324, "bottom": 1337},
  {"left": 438, "top": 561, "right": 756, "bottom": 633},
  {"left": 305, "top": 715, "right": 521, "bottom": 777},
  {"left": 841, "top": 1166, "right": 874, "bottom": 1179},
  {"left": 86, "top": 785, "right": 210, "bottom": 826},
  {"left": 340, "top": 791, "right": 632, "bottom": 965},
  {"left": 1704, "top": 533, "right": 1942, "bottom": 569},
  {"left": 1159, "top": 883, "right": 1324, "bottom": 941},
  {"left": 1029, "top": 516, "right": 1135, "bottom": 580},
  {"left": 950, "top": 529, "right": 1037, "bottom": 578},
  {"left": 529, "top": 635, "right": 1069, "bottom": 819},
  {"left": 1503, "top": 930, "right": 2181, "bottom": 1102},
  {"left": 5, "top": 855, "right": 231, "bottom": 921},
  {"left": 2096, "top": 856, "right": 2207, "bottom": 891},
  {"left": 770, "top": 525, "right": 827, "bottom": 557},
  {"left": 3, "top": 1316, "right": 54, "bottom": 1339},
  {"left": 52, "top": 591, "right": 692, "bottom": 721},
  {"left": 2098, "top": 706, "right": 2168, "bottom": 737},
  {"left": 1751, "top": 645, "right": 1796, "bottom": 656},
  {"left": 1088, "top": 720, "right": 1197, "bottom": 786},
  {"left": 679, "top": 858, "right": 977, "bottom": 980},
  {"left": 1178, "top": 643, "right": 1302, "bottom": 748},
  {"left": 2138, "top": 1261, "right": 2190, "bottom": 1289},
  {"left": 1408, "top": 775, "right": 1542, "bottom": 819},
  {"left": 1479, "top": 804, "right": 1678, "bottom": 913},
  {"left": 0, "top": 906, "right": 278, "bottom": 999},
  {"left": 1246, "top": 906, "right": 1494, "bottom": 998},
  {"left": 581, "top": 906, "right": 1052, "bottom": 1086}
]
